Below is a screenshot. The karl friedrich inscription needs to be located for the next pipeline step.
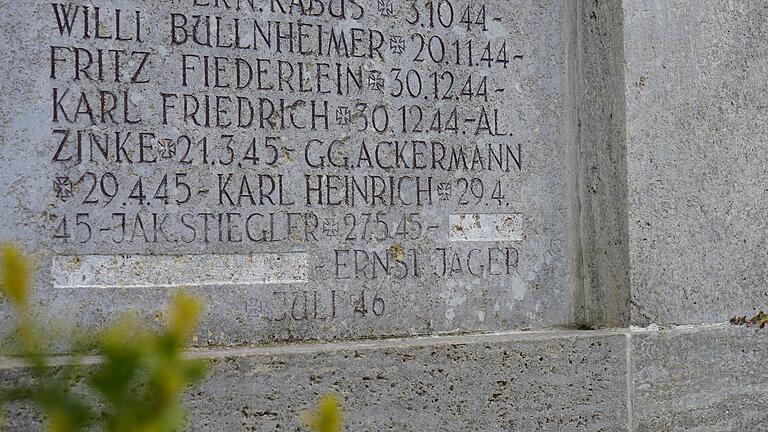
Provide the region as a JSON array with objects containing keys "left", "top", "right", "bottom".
[{"left": 36, "top": 0, "right": 569, "bottom": 341}]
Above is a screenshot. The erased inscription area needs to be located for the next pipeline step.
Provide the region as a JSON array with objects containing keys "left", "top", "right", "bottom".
[{"left": 45, "top": 0, "right": 530, "bottom": 328}]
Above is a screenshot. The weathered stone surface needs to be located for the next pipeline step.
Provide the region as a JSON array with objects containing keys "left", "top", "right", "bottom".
[
  {"left": 573, "top": 0, "right": 630, "bottom": 328},
  {"left": 0, "top": 331, "right": 629, "bottom": 431},
  {"left": 631, "top": 325, "right": 768, "bottom": 431},
  {"left": 623, "top": 0, "right": 768, "bottom": 325},
  {"left": 3, "top": 1, "right": 768, "bottom": 430},
  {"left": 0, "top": 0, "right": 582, "bottom": 347}
]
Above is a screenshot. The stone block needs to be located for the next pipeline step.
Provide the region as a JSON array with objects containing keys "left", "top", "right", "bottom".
[
  {"left": 0, "top": 331, "right": 629, "bottom": 431},
  {"left": 623, "top": 0, "right": 768, "bottom": 325},
  {"left": 631, "top": 325, "right": 768, "bottom": 431}
]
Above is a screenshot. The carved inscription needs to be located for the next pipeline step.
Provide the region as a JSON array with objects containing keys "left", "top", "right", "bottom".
[{"left": 45, "top": 0, "right": 530, "bottom": 327}]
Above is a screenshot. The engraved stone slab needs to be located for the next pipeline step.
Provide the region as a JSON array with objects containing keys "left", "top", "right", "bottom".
[{"left": 0, "top": 0, "right": 574, "bottom": 345}]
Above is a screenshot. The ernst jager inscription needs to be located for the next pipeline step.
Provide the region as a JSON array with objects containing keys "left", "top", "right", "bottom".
[{"left": 36, "top": 0, "right": 569, "bottom": 342}]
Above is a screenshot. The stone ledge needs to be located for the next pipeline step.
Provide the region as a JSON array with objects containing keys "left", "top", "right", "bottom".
[{"left": 0, "top": 329, "right": 623, "bottom": 369}]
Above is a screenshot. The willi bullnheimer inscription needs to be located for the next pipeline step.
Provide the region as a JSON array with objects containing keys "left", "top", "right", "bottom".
[{"left": 23, "top": 0, "right": 570, "bottom": 343}]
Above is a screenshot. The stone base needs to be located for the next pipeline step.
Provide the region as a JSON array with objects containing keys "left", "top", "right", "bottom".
[{"left": 1, "top": 325, "right": 765, "bottom": 431}]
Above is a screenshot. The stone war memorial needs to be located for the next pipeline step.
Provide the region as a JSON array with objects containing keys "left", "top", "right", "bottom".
[{"left": 0, "top": 0, "right": 766, "bottom": 430}]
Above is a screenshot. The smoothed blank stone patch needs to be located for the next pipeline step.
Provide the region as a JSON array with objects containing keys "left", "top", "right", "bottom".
[
  {"left": 51, "top": 253, "right": 308, "bottom": 288},
  {"left": 449, "top": 213, "right": 524, "bottom": 241}
]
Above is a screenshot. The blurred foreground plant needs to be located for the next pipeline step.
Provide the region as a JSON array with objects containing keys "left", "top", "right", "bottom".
[
  {"left": 303, "top": 394, "right": 341, "bottom": 432},
  {"left": 0, "top": 246, "right": 207, "bottom": 431}
]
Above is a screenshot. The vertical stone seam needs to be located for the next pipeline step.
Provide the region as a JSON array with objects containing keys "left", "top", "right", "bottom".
[
  {"left": 615, "top": 0, "right": 632, "bottom": 328},
  {"left": 568, "top": 0, "right": 588, "bottom": 327},
  {"left": 576, "top": 0, "right": 632, "bottom": 328},
  {"left": 625, "top": 331, "right": 634, "bottom": 431},
  {"left": 617, "top": 0, "right": 633, "bottom": 328}
]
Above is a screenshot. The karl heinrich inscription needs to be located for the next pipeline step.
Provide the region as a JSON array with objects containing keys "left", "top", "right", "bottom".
[{"left": 32, "top": 0, "right": 568, "bottom": 341}]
